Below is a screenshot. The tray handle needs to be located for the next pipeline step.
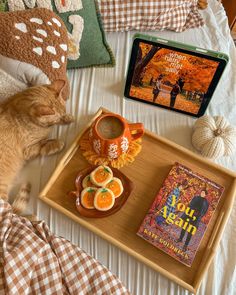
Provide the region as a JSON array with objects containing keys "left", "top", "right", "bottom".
[{"left": 207, "top": 211, "right": 225, "bottom": 250}]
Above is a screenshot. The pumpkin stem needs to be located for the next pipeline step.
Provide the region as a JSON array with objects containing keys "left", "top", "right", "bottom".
[{"left": 214, "top": 128, "right": 224, "bottom": 136}]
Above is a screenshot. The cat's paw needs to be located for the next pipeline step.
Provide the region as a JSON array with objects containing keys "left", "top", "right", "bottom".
[
  {"left": 197, "top": 0, "right": 207, "bottom": 9},
  {"left": 12, "top": 182, "right": 31, "bottom": 215},
  {"left": 40, "top": 139, "right": 65, "bottom": 156},
  {"left": 61, "top": 114, "right": 75, "bottom": 124},
  {"left": 20, "top": 182, "right": 31, "bottom": 194}
]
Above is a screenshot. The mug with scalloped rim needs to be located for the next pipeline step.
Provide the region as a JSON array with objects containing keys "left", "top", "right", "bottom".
[{"left": 88, "top": 113, "right": 144, "bottom": 159}]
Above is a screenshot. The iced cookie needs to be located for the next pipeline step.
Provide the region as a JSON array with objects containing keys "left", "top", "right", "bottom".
[
  {"left": 90, "top": 165, "right": 113, "bottom": 187},
  {"left": 82, "top": 175, "right": 97, "bottom": 188},
  {"left": 105, "top": 177, "right": 123, "bottom": 198},
  {"left": 94, "top": 188, "right": 115, "bottom": 211},
  {"left": 81, "top": 187, "right": 97, "bottom": 209}
]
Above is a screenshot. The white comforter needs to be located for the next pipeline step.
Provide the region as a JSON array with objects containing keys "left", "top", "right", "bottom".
[{"left": 18, "top": 0, "right": 236, "bottom": 294}]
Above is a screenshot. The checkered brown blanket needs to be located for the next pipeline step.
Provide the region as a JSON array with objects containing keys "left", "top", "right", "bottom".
[
  {"left": 99, "top": 0, "right": 204, "bottom": 32},
  {"left": 0, "top": 200, "right": 130, "bottom": 294}
]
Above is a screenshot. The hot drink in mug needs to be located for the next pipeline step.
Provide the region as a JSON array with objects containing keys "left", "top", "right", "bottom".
[{"left": 89, "top": 113, "right": 144, "bottom": 159}]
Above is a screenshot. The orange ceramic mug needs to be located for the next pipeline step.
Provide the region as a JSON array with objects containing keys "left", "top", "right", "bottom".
[{"left": 88, "top": 113, "right": 144, "bottom": 159}]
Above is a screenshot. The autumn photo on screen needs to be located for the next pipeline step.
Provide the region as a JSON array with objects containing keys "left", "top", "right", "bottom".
[
  {"left": 130, "top": 43, "right": 220, "bottom": 114},
  {"left": 137, "top": 163, "right": 224, "bottom": 267}
]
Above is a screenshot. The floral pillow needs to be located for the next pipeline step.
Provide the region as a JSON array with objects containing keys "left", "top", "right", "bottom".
[{"left": 98, "top": 0, "right": 204, "bottom": 33}]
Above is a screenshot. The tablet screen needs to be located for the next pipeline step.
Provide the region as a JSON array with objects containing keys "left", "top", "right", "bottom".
[{"left": 125, "top": 38, "right": 227, "bottom": 117}]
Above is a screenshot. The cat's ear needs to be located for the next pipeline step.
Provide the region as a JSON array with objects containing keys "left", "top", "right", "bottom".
[
  {"left": 48, "top": 80, "right": 66, "bottom": 96},
  {"left": 34, "top": 105, "right": 55, "bottom": 117}
]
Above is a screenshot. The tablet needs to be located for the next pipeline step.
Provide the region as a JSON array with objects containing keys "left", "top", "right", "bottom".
[{"left": 124, "top": 34, "right": 228, "bottom": 117}]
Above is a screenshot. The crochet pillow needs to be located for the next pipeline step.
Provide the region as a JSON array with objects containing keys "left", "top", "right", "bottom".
[
  {"left": 98, "top": 0, "right": 204, "bottom": 33},
  {"left": 3, "top": 0, "right": 115, "bottom": 69}
]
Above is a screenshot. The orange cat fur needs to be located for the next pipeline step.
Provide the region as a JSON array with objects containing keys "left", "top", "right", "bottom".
[
  {"left": 0, "top": 80, "right": 74, "bottom": 215},
  {"left": 198, "top": 0, "right": 208, "bottom": 9}
]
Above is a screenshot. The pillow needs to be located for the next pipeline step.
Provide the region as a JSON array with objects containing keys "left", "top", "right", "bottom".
[
  {"left": 0, "top": 8, "right": 70, "bottom": 100},
  {"left": 98, "top": 0, "right": 204, "bottom": 33},
  {"left": 5, "top": 0, "right": 115, "bottom": 69},
  {"left": 0, "top": 68, "right": 27, "bottom": 101}
]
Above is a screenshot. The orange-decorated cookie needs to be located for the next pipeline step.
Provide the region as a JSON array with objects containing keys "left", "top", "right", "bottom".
[
  {"left": 94, "top": 188, "right": 115, "bottom": 211},
  {"left": 105, "top": 177, "right": 123, "bottom": 198},
  {"left": 81, "top": 187, "right": 97, "bottom": 209},
  {"left": 82, "top": 175, "right": 97, "bottom": 188},
  {"left": 90, "top": 165, "right": 113, "bottom": 187}
]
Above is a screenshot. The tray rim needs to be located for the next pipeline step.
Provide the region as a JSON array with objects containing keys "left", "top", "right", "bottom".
[{"left": 39, "top": 107, "right": 236, "bottom": 294}]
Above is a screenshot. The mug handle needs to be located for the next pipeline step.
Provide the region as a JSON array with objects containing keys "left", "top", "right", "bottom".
[{"left": 128, "top": 123, "right": 144, "bottom": 141}]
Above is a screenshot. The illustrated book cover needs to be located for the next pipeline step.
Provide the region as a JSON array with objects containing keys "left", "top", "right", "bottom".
[{"left": 137, "top": 162, "right": 224, "bottom": 267}]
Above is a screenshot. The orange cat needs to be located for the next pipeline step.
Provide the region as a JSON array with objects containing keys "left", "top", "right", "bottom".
[
  {"left": 198, "top": 0, "right": 208, "bottom": 9},
  {"left": 0, "top": 80, "right": 74, "bottom": 215}
]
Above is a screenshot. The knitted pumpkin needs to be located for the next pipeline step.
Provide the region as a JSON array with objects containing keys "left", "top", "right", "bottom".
[{"left": 192, "top": 115, "right": 236, "bottom": 159}]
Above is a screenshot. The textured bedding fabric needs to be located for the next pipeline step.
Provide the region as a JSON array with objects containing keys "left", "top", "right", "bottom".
[
  {"left": 0, "top": 200, "right": 129, "bottom": 295},
  {"left": 98, "top": 0, "right": 204, "bottom": 32},
  {"left": 14, "top": 0, "right": 235, "bottom": 294}
]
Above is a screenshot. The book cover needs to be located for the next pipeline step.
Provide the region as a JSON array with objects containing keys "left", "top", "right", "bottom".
[{"left": 137, "top": 162, "right": 224, "bottom": 267}]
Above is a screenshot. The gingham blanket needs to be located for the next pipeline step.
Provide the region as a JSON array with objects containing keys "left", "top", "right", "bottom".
[
  {"left": 0, "top": 200, "right": 130, "bottom": 295},
  {"left": 98, "top": 0, "right": 204, "bottom": 32}
]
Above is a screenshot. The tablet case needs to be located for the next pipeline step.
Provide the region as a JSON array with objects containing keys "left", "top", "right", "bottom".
[
  {"left": 134, "top": 34, "right": 229, "bottom": 63},
  {"left": 124, "top": 34, "right": 229, "bottom": 117}
]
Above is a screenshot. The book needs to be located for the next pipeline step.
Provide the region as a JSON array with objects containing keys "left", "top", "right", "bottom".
[{"left": 137, "top": 162, "right": 224, "bottom": 267}]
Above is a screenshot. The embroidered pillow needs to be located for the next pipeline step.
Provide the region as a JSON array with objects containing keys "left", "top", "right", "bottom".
[
  {"left": 0, "top": 8, "right": 70, "bottom": 100},
  {"left": 98, "top": 0, "right": 204, "bottom": 33},
  {"left": 4, "top": 0, "right": 115, "bottom": 68}
]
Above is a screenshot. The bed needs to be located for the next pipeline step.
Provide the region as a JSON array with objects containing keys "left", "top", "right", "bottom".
[{"left": 17, "top": 0, "right": 236, "bottom": 294}]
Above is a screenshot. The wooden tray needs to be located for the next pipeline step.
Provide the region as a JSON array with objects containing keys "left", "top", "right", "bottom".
[{"left": 39, "top": 108, "right": 236, "bottom": 294}]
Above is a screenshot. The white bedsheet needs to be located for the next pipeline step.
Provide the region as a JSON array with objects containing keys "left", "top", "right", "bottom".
[{"left": 17, "top": 0, "right": 236, "bottom": 294}]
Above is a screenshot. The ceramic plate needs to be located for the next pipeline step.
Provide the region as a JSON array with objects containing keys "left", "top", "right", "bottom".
[{"left": 69, "top": 166, "right": 134, "bottom": 218}]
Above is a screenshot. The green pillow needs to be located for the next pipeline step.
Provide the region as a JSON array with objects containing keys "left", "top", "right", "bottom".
[
  {"left": 3, "top": 0, "right": 115, "bottom": 69},
  {"left": 52, "top": 0, "right": 115, "bottom": 69}
]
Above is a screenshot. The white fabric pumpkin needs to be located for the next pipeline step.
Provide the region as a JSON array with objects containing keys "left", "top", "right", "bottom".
[{"left": 192, "top": 115, "right": 236, "bottom": 159}]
